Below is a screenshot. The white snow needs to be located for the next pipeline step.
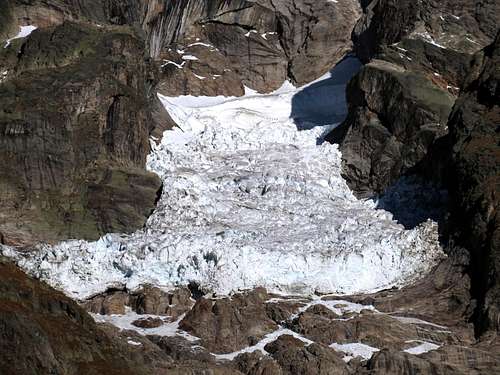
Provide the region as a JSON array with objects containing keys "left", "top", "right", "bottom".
[
  {"left": 0, "top": 70, "right": 8, "bottom": 83},
  {"left": 404, "top": 340, "right": 440, "bottom": 355},
  {"left": 244, "top": 30, "right": 258, "bottom": 37},
  {"left": 187, "top": 42, "right": 213, "bottom": 48},
  {"left": 261, "top": 32, "right": 277, "bottom": 40},
  {"left": 182, "top": 54, "right": 199, "bottom": 61},
  {"left": 91, "top": 309, "right": 199, "bottom": 342},
  {"left": 290, "top": 297, "right": 376, "bottom": 320},
  {"left": 4, "top": 25, "right": 37, "bottom": 48},
  {"left": 329, "top": 342, "right": 379, "bottom": 361},
  {"left": 127, "top": 339, "right": 142, "bottom": 346},
  {"left": 1, "top": 57, "right": 445, "bottom": 301},
  {"left": 161, "top": 60, "right": 186, "bottom": 69},
  {"left": 213, "top": 327, "right": 313, "bottom": 360},
  {"left": 391, "top": 316, "right": 448, "bottom": 330},
  {"left": 413, "top": 32, "right": 446, "bottom": 49}
]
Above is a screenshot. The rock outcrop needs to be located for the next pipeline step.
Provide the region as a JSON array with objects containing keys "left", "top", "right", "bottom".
[
  {"left": 3, "top": 0, "right": 362, "bottom": 95},
  {"left": 0, "top": 21, "right": 163, "bottom": 245},
  {"left": 0, "top": 256, "right": 168, "bottom": 374},
  {"left": 444, "top": 32, "right": 500, "bottom": 336},
  {"left": 367, "top": 346, "right": 500, "bottom": 375},
  {"left": 179, "top": 288, "right": 277, "bottom": 353},
  {"left": 84, "top": 285, "right": 194, "bottom": 320},
  {"left": 326, "top": 59, "right": 455, "bottom": 196},
  {"left": 354, "top": 0, "right": 500, "bottom": 62},
  {"left": 153, "top": 0, "right": 362, "bottom": 94},
  {"left": 327, "top": 0, "right": 499, "bottom": 197},
  {"left": 264, "top": 335, "right": 350, "bottom": 375}
]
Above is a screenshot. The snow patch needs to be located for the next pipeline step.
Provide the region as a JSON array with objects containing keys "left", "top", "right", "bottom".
[
  {"left": 391, "top": 316, "right": 449, "bottom": 330},
  {"left": 127, "top": 339, "right": 142, "bottom": 346},
  {"left": 244, "top": 30, "right": 258, "bottom": 37},
  {"left": 182, "top": 54, "right": 199, "bottom": 61},
  {"left": 404, "top": 340, "right": 440, "bottom": 355},
  {"left": 290, "top": 298, "right": 376, "bottom": 320},
  {"left": 4, "top": 25, "right": 37, "bottom": 48},
  {"left": 91, "top": 309, "right": 199, "bottom": 342},
  {"left": 329, "top": 342, "right": 380, "bottom": 361},
  {"left": 161, "top": 60, "right": 186, "bottom": 69},
  {"left": 213, "top": 327, "right": 313, "bottom": 360}
]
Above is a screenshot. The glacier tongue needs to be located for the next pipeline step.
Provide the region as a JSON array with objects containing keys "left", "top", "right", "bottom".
[{"left": 2, "top": 58, "right": 445, "bottom": 300}]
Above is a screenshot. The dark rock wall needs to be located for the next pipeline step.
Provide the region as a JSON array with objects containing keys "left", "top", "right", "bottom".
[
  {"left": 3, "top": 0, "right": 361, "bottom": 93},
  {"left": 354, "top": 0, "right": 500, "bottom": 62},
  {"left": 327, "top": 0, "right": 499, "bottom": 197},
  {"left": 325, "top": 0, "right": 499, "bottom": 338},
  {"left": 152, "top": 0, "right": 361, "bottom": 93},
  {"left": 326, "top": 60, "right": 454, "bottom": 196},
  {"left": 0, "top": 256, "right": 167, "bottom": 375},
  {"left": 445, "top": 33, "right": 500, "bottom": 335},
  {"left": 0, "top": 22, "right": 162, "bottom": 245}
]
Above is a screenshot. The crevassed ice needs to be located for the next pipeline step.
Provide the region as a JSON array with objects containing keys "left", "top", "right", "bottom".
[{"left": 2, "top": 57, "right": 445, "bottom": 299}]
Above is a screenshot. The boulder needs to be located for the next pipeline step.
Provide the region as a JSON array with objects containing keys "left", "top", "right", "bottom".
[
  {"left": 84, "top": 286, "right": 194, "bottom": 320},
  {"left": 366, "top": 345, "right": 500, "bottom": 375},
  {"left": 234, "top": 351, "right": 283, "bottom": 375},
  {"left": 130, "top": 286, "right": 194, "bottom": 319},
  {"left": 264, "top": 335, "right": 350, "bottom": 375},
  {"left": 132, "top": 317, "right": 164, "bottom": 329}
]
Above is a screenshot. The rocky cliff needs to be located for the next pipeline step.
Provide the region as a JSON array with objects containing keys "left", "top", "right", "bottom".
[
  {"left": 326, "top": 59, "right": 455, "bottom": 196},
  {"left": 445, "top": 33, "right": 500, "bottom": 336},
  {"left": 0, "top": 21, "right": 162, "bottom": 245},
  {"left": 0, "top": 255, "right": 163, "bottom": 374},
  {"left": 354, "top": 0, "right": 500, "bottom": 62},
  {"left": 327, "top": 0, "right": 500, "bottom": 197},
  {"left": 153, "top": 0, "right": 361, "bottom": 94},
  {"left": 325, "top": 0, "right": 500, "bottom": 340}
]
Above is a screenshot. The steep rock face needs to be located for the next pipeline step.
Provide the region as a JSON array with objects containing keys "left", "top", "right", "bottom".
[
  {"left": 445, "top": 33, "right": 500, "bottom": 336},
  {"left": 367, "top": 346, "right": 500, "bottom": 375},
  {"left": 0, "top": 22, "right": 162, "bottom": 245},
  {"left": 375, "top": 38, "right": 473, "bottom": 90},
  {"left": 0, "top": 0, "right": 145, "bottom": 35},
  {"left": 151, "top": 0, "right": 361, "bottom": 93},
  {"left": 0, "top": 256, "right": 170, "bottom": 375},
  {"left": 354, "top": 0, "right": 500, "bottom": 62},
  {"left": 4, "top": 0, "right": 362, "bottom": 94},
  {"left": 83, "top": 286, "right": 194, "bottom": 319},
  {"left": 328, "top": 0, "right": 500, "bottom": 197},
  {"left": 326, "top": 60, "right": 454, "bottom": 196}
]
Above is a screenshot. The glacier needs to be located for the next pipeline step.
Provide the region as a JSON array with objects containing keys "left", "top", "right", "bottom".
[{"left": 1, "top": 57, "right": 445, "bottom": 300}]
